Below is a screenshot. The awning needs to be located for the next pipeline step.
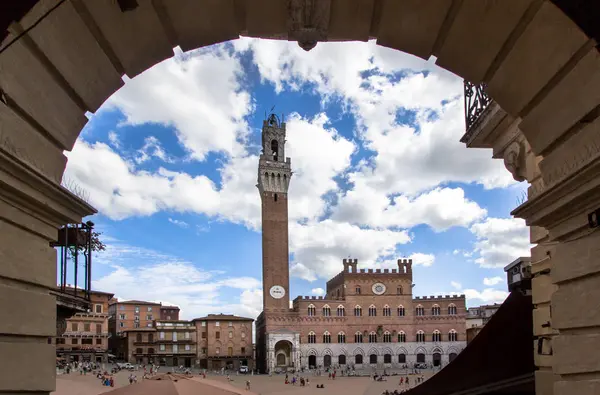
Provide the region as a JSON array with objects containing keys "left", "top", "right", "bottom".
[{"left": 404, "top": 291, "right": 535, "bottom": 395}]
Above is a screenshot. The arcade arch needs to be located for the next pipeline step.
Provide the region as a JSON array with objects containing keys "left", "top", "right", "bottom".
[
  {"left": 274, "top": 340, "right": 293, "bottom": 368},
  {"left": 0, "top": 2, "right": 598, "bottom": 394}
]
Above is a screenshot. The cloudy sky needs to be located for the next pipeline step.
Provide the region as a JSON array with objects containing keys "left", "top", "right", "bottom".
[{"left": 64, "top": 39, "right": 530, "bottom": 320}]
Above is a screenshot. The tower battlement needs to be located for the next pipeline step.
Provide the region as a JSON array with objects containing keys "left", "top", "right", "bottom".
[{"left": 341, "top": 258, "right": 413, "bottom": 275}]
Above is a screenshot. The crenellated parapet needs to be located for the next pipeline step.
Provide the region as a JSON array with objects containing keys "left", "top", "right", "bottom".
[{"left": 414, "top": 294, "right": 465, "bottom": 300}]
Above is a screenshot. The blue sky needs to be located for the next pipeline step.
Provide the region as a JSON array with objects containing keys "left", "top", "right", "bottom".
[{"left": 64, "top": 39, "right": 530, "bottom": 320}]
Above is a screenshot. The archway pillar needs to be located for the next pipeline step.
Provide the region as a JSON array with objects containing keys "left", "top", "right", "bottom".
[
  {"left": 513, "top": 116, "right": 600, "bottom": 395},
  {"left": 0, "top": 149, "right": 95, "bottom": 393}
]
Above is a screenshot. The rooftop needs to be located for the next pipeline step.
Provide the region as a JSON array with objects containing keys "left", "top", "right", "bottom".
[
  {"left": 110, "top": 299, "right": 162, "bottom": 306},
  {"left": 192, "top": 314, "right": 253, "bottom": 322}
]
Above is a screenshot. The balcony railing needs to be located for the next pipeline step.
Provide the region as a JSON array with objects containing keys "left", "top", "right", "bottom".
[{"left": 464, "top": 80, "right": 491, "bottom": 134}]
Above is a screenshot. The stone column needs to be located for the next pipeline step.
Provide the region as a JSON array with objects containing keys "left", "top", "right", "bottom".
[
  {"left": 0, "top": 145, "right": 95, "bottom": 393},
  {"left": 513, "top": 117, "right": 600, "bottom": 395}
]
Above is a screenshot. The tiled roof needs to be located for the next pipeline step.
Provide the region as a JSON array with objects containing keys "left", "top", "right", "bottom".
[
  {"left": 113, "top": 300, "right": 162, "bottom": 305},
  {"left": 161, "top": 305, "right": 180, "bottom": 310},
  {"left": 192, "top": 314, "right": 254, "bottom": 322}
]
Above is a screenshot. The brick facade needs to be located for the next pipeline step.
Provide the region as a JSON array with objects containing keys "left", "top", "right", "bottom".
[{"left": 194, "top": 314, "right": 254, "bottom": 371}]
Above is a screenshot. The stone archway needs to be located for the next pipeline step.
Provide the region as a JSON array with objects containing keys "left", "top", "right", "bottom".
[
  {"left": 433, "top": 352, "right": 441, "bottom": 367},
  {"left": 0, "top": 1, "right": 599, "bottom": 394},
  {"left": 308, "top": 354, "right": 316, "bottom": 368},
  {"left": 274, "top": 340, "right": 292, "bottom": 368}
]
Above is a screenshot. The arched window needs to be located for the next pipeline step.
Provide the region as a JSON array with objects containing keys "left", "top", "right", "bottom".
[
  {"left": 448, "top": 304, "right": 457, "bottom": 315},
  {"left": 383, "top": 305, "right": 391, "bottom": 316},
  {"left": 307, "top": 331, "right": 316, "bottom": 344},
  {"left": 398, "top": 353, "right": 406, "bottom": 363},
  {"left": 308, "top": 304, "right": 316, "bottom": 317},
  {"left": 432, "top": 304, "right": 441, "bottom": 316},
  {"left": 338, "top": 354, "right": 346, "bottom": 365},
  {"left": 384, "top": 354, "right": 392, "bottom": 363},
  {"left": 323, "top": 331, "right": 331, "bottom": 344},
  {"left": 354, "top": 331, "right": 363, "bottom": 343},
  {"left": 323, "top": 305, "right": 331, "bottom": 317},
  {"left": 368, "top": 331, "right": 377, "bottom": 343},
  {"left": 383, "top": 331, "right": 392, "bottom": 343},
  {"left": 398, "top": 331, "right": 406, "bottom": 343},
  {"left": 136, "top": 333, "right": 142, "bottom": 342},
  {"left": 355, "top": 285, "right": 361, "bottom": 295},
  {"left": 449, "top": 329, "right": 458, "bottom": 342},
  {"left": 397, "top": 305, "right": 405, "bottom": 316},
  {"left": 338, "top": 332, "right": 346, "bottom": 343},
  {"left": 416, "top": 330, "right": 425, "bottom": 342},
  {"left": 397, "top": 286, "right": 403, "bottom": 295},
  {"left": 354, "top": 305, "right": 362, "bottom": 317},
  {"left": 337, "top": 305, "right": 345, "bottom": 316},
  {"left": 432, "top": 330, "right": 441, "bottom": 342},
  {"left": 271, "top": 140, "right": 278, "bottom": 161},
  {"left": 368, "top": 304, "right": 377, "bottom": 317},
  {"left": 355, "top": 354, "right": 363, "bottom": 364},
  {"left": 369, "top": 354, "right": 378, "bottom": 364},
  {"left": 415, "top": 305, "right": 425, "bottom": 316}
]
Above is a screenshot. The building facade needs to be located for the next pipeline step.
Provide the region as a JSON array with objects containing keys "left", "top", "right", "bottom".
[
  {"left": 108, "top": 299, "right": 169, "bottom": 358},
  {"left": 160, "top": 305, "right": 180, "bottom": 321},
  {"left": 154, "top": 320, "right": 197, "bottom": 367},
  {"left": 56, "top": 288, "right": 114, "bottom": 363},
  {"left": 193, "top": 314, "right": 254, "bottom": 371},
  {"left": 255, "top": 115, "right": 467, "bottom": 373}
]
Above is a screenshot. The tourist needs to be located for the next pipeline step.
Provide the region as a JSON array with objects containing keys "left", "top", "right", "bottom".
[{"left": 246, "top": 380, "right": 251, "bottom": 390}]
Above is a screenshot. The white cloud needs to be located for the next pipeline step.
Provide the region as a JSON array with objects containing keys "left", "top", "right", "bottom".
[
  {"left": 108, "top": 131, "right": 120, "bottom": 149},
  {"left": 236, "top": 38, "right": 514, "bottom": 195},
  {"left": 450, "top": 281, "right": 462, "bottom": 290},
  {"left": 285, "top": 113, "right": 355, "bottom": 221},
  {"left": 289, "top": 219, "right": 412, "bottom": 281},
  {"left": 333, "top": 186, "right": 487, "bottom": 231},
  {"left": 470, "top": 217, "right": 531, "bottom": 268},
  {"left": 409, "top": 253, "right": 435, "bottom": 267},
  {"left": 168, "top": 218, "right": 189, "bottom": 228},
  {"left": 463, "top": 288, "right": 509, "bottom": 305},
  {"left": 483, "top": 276, "right": 504, "bottom": 286},
  {"left": 107, "top": 47, "right": 251, "bottom": 161},
  {"left": 135, "top": 136, "right": 174, "bottom": 164},
  {"left": 92, "top": 240, "right": 262, "bottom": 319},
  {"left": 311, "top": 288, "right": 325, "bottom": 296}
]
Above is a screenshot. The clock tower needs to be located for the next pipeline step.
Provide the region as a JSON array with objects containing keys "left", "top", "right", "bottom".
[{"left": 257, "top": 113, "right": 292, "bottom": 312}]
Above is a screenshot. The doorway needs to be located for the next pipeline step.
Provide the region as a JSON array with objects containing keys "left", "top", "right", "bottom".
[
  {"left": 323, "top": 355, "right": 331, "bottom": 367},
  {"left": 308, "top": 355, "right": 316, "bottom": 368},
  {"left": 433, "top": 353, "right": 441, "bottom": 367}
]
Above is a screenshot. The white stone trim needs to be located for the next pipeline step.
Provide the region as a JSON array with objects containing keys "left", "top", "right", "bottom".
[{"left": 298, "top": 341, "right": 466, "bottom": 368}]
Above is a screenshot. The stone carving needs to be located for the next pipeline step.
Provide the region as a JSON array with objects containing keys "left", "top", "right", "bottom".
[
  {"left": 288, "top": 0, "right": 331, "bottom": 51},
  {"left": 503, "top": 141, "right": 526, "bottom": 182}
]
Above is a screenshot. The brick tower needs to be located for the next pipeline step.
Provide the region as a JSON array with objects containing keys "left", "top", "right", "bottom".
[{"left": 257, "top": 113, "right": 292, "bottom": 312}]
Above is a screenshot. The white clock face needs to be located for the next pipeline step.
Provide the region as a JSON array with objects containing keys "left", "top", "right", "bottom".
[
  {"left": 269, "top": 285, "right": 286, "bottom": 299},
  {"left": 372, "top": 283, "right": 386, "bottom": 295}
]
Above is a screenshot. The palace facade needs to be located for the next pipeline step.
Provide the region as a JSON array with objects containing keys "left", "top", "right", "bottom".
[{"left": 255, "top": 114, "right": 467, "bottom": 373}]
